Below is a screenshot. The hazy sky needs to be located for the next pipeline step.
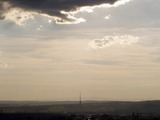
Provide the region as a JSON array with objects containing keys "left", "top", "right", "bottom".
[{"left": 0, "top": 0, "right": 160, "bottom": 101}]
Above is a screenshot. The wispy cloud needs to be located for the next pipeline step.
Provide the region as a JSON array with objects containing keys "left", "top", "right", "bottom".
[
  {"left": 89, "top": 35, "right": 140, "bottom": 49},
  {"left": 0, "top": 60, "right": 8, "bottom": 68},
  {"left": 0, "top": 51, "right": 8, "bottom": 68},
  {"left": 0, "top": 0, "right": 131, "bottom": 25},
  {"left": 84, "top": 60, "right": 122, "bottom": 66}
]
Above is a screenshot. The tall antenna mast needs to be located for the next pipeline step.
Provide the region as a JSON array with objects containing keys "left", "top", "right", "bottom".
[{"left": 79, "top": 91, "right": 82, "bottom": 104}]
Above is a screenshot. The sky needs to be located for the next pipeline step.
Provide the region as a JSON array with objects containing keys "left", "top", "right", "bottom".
[{"left": 0, "top": 0, "right": 160, "bottom": 101}]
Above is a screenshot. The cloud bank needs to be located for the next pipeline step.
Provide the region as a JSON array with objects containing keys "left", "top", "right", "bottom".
[
  {"left": 0, "top": 0, "right": 131, "bottom": 25},
  {"left": 89, "top": 35, "right": 139, "bottom": 49}
]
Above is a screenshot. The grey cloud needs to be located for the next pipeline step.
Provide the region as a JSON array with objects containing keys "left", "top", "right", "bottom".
[{"left": 0, "top": 0, "right": 121, "bottom": 24}]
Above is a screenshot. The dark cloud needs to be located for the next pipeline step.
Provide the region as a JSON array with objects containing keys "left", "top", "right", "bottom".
[{"left": 0, "top": 0, "right": 119, "bottom": 24}]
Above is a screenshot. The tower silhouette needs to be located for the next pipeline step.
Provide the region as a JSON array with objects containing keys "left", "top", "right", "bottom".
[{"left": 79, "top": 92, "right": 82, "bottom": 104}]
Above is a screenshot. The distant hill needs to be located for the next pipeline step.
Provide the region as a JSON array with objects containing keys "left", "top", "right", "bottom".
[
  {"left": 1, "top": 100, "right": 160, "bottom": 115},
  {"left": 0, "top": 101, "right": 79, "bottom": 107}
]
